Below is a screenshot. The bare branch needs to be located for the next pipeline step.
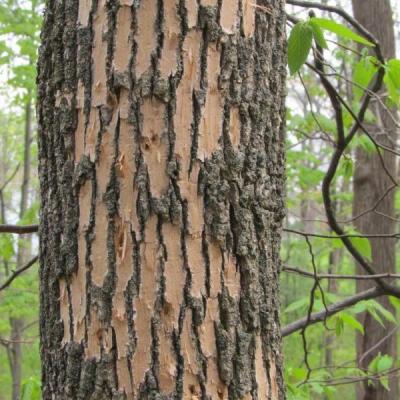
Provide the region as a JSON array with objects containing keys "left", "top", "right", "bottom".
[
  {"left": 282, "top": 287, "right": 384, "bottom": 337},
  {"left": 0, "top": 256, "right": 39, "bottom": 291},
  {"left": 0, "top": 224, "right": 38, "bottom": 234},
  {"left": 284, "top": 228, "right": 400, "bottom": 239},
  {"left": 283, "top": 265, "right": 400, "bottom": 280}
]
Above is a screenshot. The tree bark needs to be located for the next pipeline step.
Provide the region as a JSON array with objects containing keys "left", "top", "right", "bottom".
[
  {"left": 37, "top": 1, "right": 287, "bottom": 399},
  {"left": 351, "top": 1, "right": 398, "bottom": 399}
]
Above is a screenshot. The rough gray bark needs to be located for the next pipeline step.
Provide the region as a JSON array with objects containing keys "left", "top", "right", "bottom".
[
  {"left": 351, "top": 0, "right": 398, "bottom": 399},
  {"left": 37, "top": 0, "right": 287, "bottom": 399}
]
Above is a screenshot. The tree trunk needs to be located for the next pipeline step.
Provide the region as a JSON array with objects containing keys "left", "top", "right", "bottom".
[
  {"left": 351, "top": 1, "right": 398, "bottom": 399},
  {"left": 37, "top": 1, "right": 287, "bottom": 399},
  {"left": 9, "top": 97, "right": 33, "bottom": 400}
]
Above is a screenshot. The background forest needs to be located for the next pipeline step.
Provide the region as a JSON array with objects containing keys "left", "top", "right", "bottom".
[{"left": 0, "top": 0, "right": 399, "bottom": 399}]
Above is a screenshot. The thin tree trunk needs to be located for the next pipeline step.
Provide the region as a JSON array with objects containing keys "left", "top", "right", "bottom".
[
  {"left": 37, "top": 0, "right": 287, "bottom": 399},
  {"left": 351, "top": 1, "right": 398, "bottom": 399},
  {"left": 9, "top": 97, "right": 33, "bottom": 400}
]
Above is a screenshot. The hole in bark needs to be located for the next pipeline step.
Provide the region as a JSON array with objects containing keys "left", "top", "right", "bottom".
[
  {"left": 163, "top": 302, "right": 173, "bottom": 316},
  {"left": 189, "top": 385, "right": 196, "bottom": 394}
]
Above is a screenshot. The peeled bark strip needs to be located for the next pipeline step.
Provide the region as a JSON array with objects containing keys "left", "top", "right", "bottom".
[{"left": 37, "top": 0, "right": 286, "bottom": 399}]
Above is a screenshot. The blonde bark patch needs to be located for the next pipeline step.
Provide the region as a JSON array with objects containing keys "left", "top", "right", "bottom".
[
  {"left": 114, "top": 5, "right": 133, "bottom": 73},
  {"left": 135, "top": 0, "right": 157, "bottom": 77},
  {"left": 117, "top": 358, "right": 134, "bottom": 398},
  {"left": 224, "top": 255, "right": 240, "bottom": 298},
  {"left": 132, "top": 217, "right": 159, "bottom": 389},
  {"left": 162, "top": 224, "right": 185, "bottom": 326},
  {"left": 74, "top": 110, "right": 86, "bottom": 160},
  {"left": 174, "top": 30, "right": 201, "bottom": 177},
  {"left": 78, "top": 0, "right": 92, "bottom": 26},
  {"left": 200, "top": 244, "right": 226, "bottom": 398},
  {"left": 255, "top": 335, "right": 269, "bottom": 399},
  {"left": 182, "top": 310, "right": 201, "bottom": 398},
  {"left": 187, "top": 236, "right": 206, "bottom": 298},
  {"left": 220, "top": 0, "right": 239, "bottom": 34},
  {"left": 269, "top": 355, "right": 279, "bottom": 400},
  {"left": 198, "top": 44, "right": 223, "bottom": 160},
  {"left": 92, "top": 0, "right": 108, "bottom": 106},
  {"left": 117, "top": 116, "right": 138, "bottom": 231},
  {"left": 59, "top": 279, "right": 70, "bottom": 344},
  {"left": 112, "top": 218, "right": 133, "bottom": 363},
  {"left": 86, "top": 109, "right": 101, "bottom": 161},
  {"left": 158, "top": 224, "right": 185, "bottom": 394},
  {"left": 229, "top": 106, "right": 241, "bottom": 149},
  {"left": 159, "top": 0, "right": 180, "bottom": 78},
  {"left": 141, "top": 99, "right": 169, "bottom": 197},
  {"left": 200, "top": 317, "right": 227, "bottom": 399},
  {"left": 242, "top": 0, "right": 256, "bottom": 38},
  {"left": 70, "top": 179, "right": 91, "bottom": 341},
  {"left": 86, "top": 311, "right": 113, "bottom": 358},
  {"left": 186, "top": 0, "right": 199, "bottom": 28},
  {"left": 91, "top": 113, "right": 118, "bottom": 287}
]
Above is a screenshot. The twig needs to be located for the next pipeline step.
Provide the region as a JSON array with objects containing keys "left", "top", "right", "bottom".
[
  {"left": 0, "top": 256, "right": 39, "bottom": 291},
  {"left": 283, "top": 265, "right": 400, "bottom": 280},
  {"left": 0, "top": 164, "right": 20, "bottom": 192},
  {"left": 284, "top": 228, "right": 400, "bottom": 239}
]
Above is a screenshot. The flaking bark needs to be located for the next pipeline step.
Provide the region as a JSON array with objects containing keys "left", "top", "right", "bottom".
[{"left": 37, "top": 0, "right": 287, "bottom": 399}]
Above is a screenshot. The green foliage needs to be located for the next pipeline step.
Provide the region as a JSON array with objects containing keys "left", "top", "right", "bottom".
[
  {"left": 353, "top": 56, "right": 379, "bottom": 99},
  {"left": 346, "top": 229, "right": 372, "bottom": 261},
  {"left": 310, "top": 18, "right": 374, "bottom": 47},
  {"left": 384, "top": 59, "right": 400, "bottom": 105},
  {"left": 368, "top": 353, "right": 394, "bottom": 391},
  {"left": 288, "top": 17, "right": 375, "bottom": 75},
  {"left": 288, "top": 21, "right": 313, "bottom": 75},
  {"left": 309, "top": 19, "right": 328, "bottom": 49},
  {"left": 21, "top": 376, "right": 41, "bottom": 400}
]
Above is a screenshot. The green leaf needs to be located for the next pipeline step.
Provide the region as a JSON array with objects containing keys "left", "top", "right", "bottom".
[
  {"left": 284, "top": 297, "right": 309, "bottom": 313},
  {"left": 335, "top": 316, "right": 344, "bottom": 336},
  {"left": 377, "top": 354, "right": 393, "bottom": 373},
  {"left": 21, "top": 376, "right": 41, "bottom": 400},
  {"left": 368, "top": 300, "right": 397, "bottom": 324},
  {"left": 310, "top": 18, "right": 375, "bottom": 47},
  {"left": 369, "top": 353, "right": 393, "bottom": 375},
  {"left": 368, "top": 307, "right": 385, "bottom": 327},
  {"left": 380, "top": 377, "right": 390, "bottom": 391},
  {"left": 351, "top": 237, "right": 372, "bottom": 260},
  {"left": 288, "top": 21, "right": 313, "bottom": 75},
  {"left": 353, "top": 56, "right": 379, "bottom": 99},
  {"left": 309, "top": 19, "right": 328, "bottom": 49},
  {"left": 384, "top": 59, "right": 400, "bottom": 105},
  {"left": 340, "top": 312, "right": 364, "bottom": 334}
]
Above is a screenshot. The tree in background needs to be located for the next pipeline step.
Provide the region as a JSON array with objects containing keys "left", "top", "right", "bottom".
[
  {"left": 37, "top": 0, "right": 286, "bottom": 398},
  {"left": 352, "top": 1, "right": 398, "bottom": 398}
]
